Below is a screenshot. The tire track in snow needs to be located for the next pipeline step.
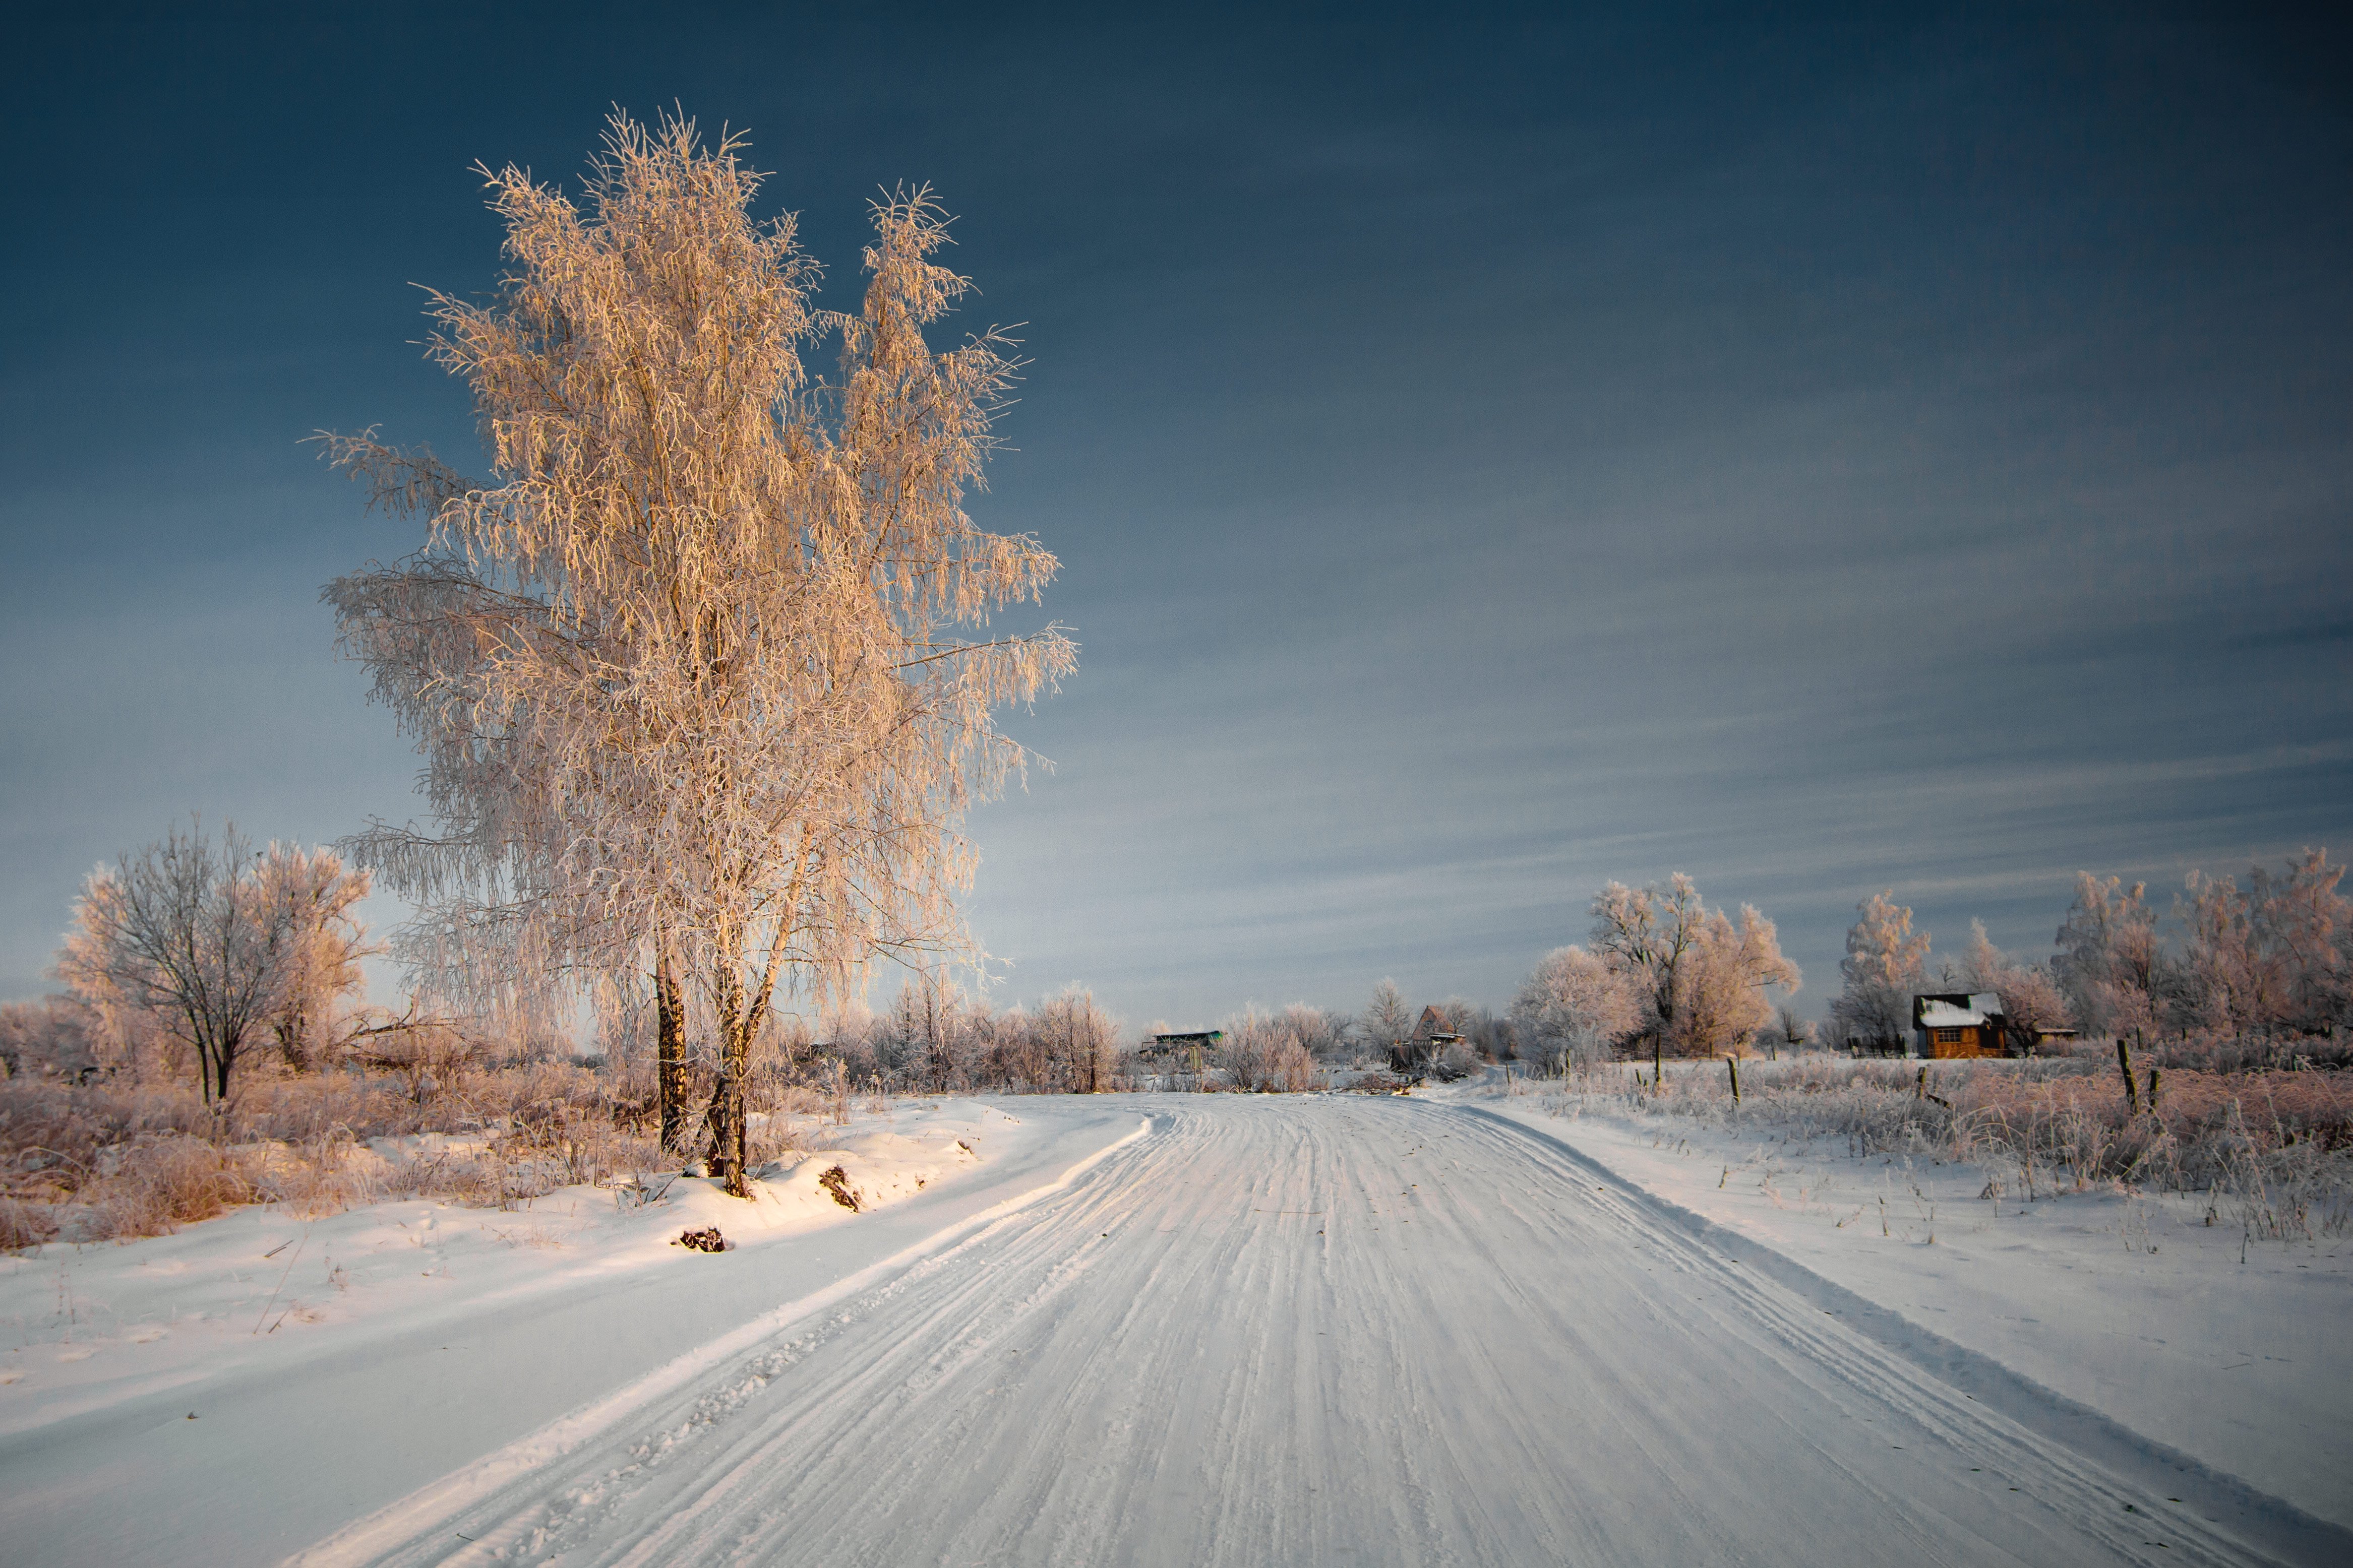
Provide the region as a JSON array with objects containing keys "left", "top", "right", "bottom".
[{"left": 312, "top": 1097, "right": 2304, "bottom": 1566}]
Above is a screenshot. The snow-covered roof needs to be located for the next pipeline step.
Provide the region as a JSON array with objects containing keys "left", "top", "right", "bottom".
[{"left": 1916, "top": 1001, "right": 1985, "bottom": 1029}]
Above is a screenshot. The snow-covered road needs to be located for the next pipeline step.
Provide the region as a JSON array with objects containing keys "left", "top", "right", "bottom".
[{"left": 283, "top": 1095, "right": 2330, "bottom": 1566}]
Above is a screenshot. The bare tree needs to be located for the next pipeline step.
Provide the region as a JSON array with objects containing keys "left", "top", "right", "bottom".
[
  {"left": 1764, "top": 1005, "right": 1815, "bottom": 1055},
  {"left": 325, "top": 113, "right": 1071, "bottom": 1194},
  {"left": 1828, "top": 891, "right": 1929, "bottom": 1052},
  {"left": 57, "top": 822, "right": 371, "bottom": 1104}
]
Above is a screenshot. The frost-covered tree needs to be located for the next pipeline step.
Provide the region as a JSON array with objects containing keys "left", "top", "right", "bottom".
[
  {"left": 884, "top": 973, "right": 967, "bottom": 1092},
  {"left": 1589, "top": 875, "right": 1799, "bottom": 1060},
  {"left": 57, "top": 822, "right": 372, "bottom": 1103},
  {"left": 1760, "top": 1005, "right": 1814, "bottom": 1055},
  {"left": 0, "top": 997, "right": 100, "bottom": 1082},
  {"left": 1589, "top": 876, "right": 1702, "bottom": 1057},
  {"left": 1828, "top": 891, "right": 1929, "bottom": 1052},
  {"left": 2054, "top": 874, "right": 2164, "bottom": 1039},
  {"left": 2251, "top": 849, "right": 2351, "bottom": 1032},
  {"left": 1362, "top": 979, "right": 1413, "bottom": 1054},
  {"left": 1511, "top": 945, "right": 1638, "bottom": 1069},
  {"left": 254, "top": 845, "right": 377, "bottom": 1071},
  {"left": 325, "top": 113, "right": 1070, "bottom": 1194},
  {"left": 2175, "top": 850, "right": 2350, "bottom": 1035},
  {"left": 1673, "top": 903, "right": 1801, "bottom": 1057},
  {"left": 1956, "top": 920, "right": 2071, "bottom": 1049},
  {"left": 1278, "top": 1003, "right": 1349, "bottom": 1061},
  {"left": 1217, "top": 1006, "right": 1320, "bottom": 1090}
]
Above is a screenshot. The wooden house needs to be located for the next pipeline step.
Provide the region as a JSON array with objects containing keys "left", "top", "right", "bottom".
[
  {"left": 1411, "top": 1006, "right": 1462, "bottom": 1047},
  {"left": 1911, "top": 992, "right": 2005, "bottom": 1058},
  {"left": 1390, "top": 1006, "right": 1464, "bottom": 1072}
]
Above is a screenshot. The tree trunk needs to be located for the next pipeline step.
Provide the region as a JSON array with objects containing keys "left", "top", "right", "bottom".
[
  {"left": 705, "top": 1033, "right": 750, "bottom": 1197},
  {"left": 1652, "top": 1035, "right": 1663, "bottom": 1092},
  {"left": 705, "top": 968, "right": 762, "bottom": 1200},
  {"left": 656, "top": 951, "right": 689, "bottom": 1156}
]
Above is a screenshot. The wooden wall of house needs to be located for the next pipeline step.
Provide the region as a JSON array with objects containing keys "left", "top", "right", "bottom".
[{"left": 1925, "top": 1025, "right": 1995, "bottom": 1059}]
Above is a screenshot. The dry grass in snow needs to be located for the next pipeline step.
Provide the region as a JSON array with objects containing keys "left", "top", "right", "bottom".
[
  {"left": 0, "top": 1062, "right": 854, "bottom": 1252},
  {"left": 1511, "top": 1045, "right": 2353, "bottom": 1243}
]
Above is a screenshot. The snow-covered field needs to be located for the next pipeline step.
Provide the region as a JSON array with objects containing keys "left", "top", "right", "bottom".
[{"left": 3, "top": 1092, "right": 2344, "bottom": 1565}]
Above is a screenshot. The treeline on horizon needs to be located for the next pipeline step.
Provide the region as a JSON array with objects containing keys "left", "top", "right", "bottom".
[
  {"left": 5, "top": 821, "right": 2348, "bottom": 1255},
  {"left": 11, "top": 843, "right": 2348, "bottom": 1105}
]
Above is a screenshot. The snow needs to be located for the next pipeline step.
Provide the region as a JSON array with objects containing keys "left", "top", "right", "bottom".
[
  {"left": 1470, "top": 1092, "right": 2353, "bottom": 1536},
  {"left": 0, "top": 1098, "right": 1144, "bottom": 1565},
  {"left": 1918, "top": 1000, "right": 1989, "bottom": 1028},
  {"left": 4, "top": 1091, "right": 2344, "bottom": 1566}
]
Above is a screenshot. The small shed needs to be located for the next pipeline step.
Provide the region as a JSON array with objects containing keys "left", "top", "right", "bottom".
[{"left": 1911, "top": 992, "right": 2005, "bottom": 1058}]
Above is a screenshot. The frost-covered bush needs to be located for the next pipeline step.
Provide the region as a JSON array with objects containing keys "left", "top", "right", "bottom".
[
  {"left": 0, "top": 996, "right": 102, "bottom": 1082},
  {"left": 1541, "top": 1048, "right": 2353, "bottom": 1240},
  {"left": 0, "top": 1058, "right": 686, "bottom": 1251},
  {"left": 1217, "top": 1011, "right": 1322, "bottom": 1092}
]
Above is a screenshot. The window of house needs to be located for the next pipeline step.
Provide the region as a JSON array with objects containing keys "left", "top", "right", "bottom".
[{"left": 1934, "top": 1028, "right": 1962, "bottom": 1044}]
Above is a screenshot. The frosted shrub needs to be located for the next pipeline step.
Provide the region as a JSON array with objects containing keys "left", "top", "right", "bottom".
[
  {"left": 1217, "top": 1011, "right": 1323, "bottom": 1092},
  {"left": 1543, "top": 1046, "right": 2352, "bottom": 1239},
  {"left": 0, "top": 1058, "right": 688, "bottom": 1249}
]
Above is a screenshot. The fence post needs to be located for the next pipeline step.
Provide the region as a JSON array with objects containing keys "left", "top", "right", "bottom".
[
  {"left": 1725, "top": 1055, "right": 1740, "bottom": 1106},
  {"left": 2117, "top": 1038, "right": 2141, "bottom": 1115}
]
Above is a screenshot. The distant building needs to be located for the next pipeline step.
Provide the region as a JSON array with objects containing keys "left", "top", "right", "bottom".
[
  {"left": 1410, "top": 1006, "right": 1463, "bottom": 1047},
  {"left": 1391, "top": 1006, "right": 1464, "bottom": 1073},
  {"left": 1911, "top": 992, "right": 2004, "bottom": 1058},
  {"left": 1142, "top": 1030, "right": 1223, "bottom": 1059}
]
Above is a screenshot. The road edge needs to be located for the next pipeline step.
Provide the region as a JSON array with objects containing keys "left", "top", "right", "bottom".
[
  {"left": 1454, "top": 1101, "right": 2353, "bottom": 1568},
  {"left": 282, "top": 1113, "right": 1154, "bottom": 1568}
]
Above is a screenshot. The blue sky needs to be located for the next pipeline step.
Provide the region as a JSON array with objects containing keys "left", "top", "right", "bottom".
[{"left": 3, "top": 3, "right": 2346, "bottom": 1029}]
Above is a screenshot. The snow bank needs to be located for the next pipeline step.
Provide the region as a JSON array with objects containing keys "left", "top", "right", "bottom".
[{"left": 0, "top": 1098, "right": 1145, "bottom": 1567}]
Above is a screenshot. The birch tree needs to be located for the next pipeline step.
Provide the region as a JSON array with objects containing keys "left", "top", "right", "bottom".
[{"left": 325, "top": 112, "right": 1070, "bottom": 1193}]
